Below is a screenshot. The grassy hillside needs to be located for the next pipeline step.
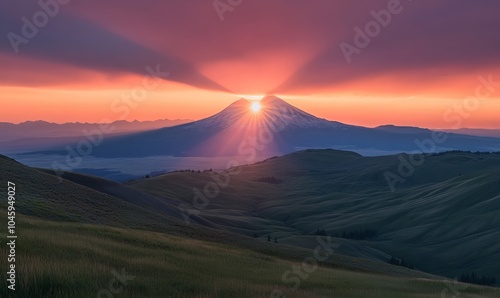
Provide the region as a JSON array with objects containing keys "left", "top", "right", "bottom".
[
  {"left": 0, "top": 154, "right": 449, "bottom": 283},
  {"left": 0, "top": 154, "right": 185, "bottom": 229},
  {"left": 130, "top": 150, "right": 500, "bottom": 281},
  {"left": 1, "top": 212, "right": 498, "bottom": 298},
  {"left": 1, "top": 151, "right": 499, "bottom": 296}
]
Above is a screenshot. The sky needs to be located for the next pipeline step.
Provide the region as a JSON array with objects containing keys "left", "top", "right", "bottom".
[{"left": 1, "top": 0, "right": 500, "bottom": 128}]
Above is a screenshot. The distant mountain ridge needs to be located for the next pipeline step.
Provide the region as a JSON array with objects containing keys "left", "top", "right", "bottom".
[
  {"left": 439, "top": 128, "right": 500, "bottom": 138},
  {"left": 374, "top": 125, "right": 432, "bottom": 134},
  {"left": 0, "top": 118, "right": 192, "bottom": 152},
  {"left": 0, "top": 118, "right": 192, "bottom": 140}
]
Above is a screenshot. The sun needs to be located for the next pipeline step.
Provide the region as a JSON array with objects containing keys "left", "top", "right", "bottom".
[{"left": 251, "top": 102, "right": 262, "bottom": 112}]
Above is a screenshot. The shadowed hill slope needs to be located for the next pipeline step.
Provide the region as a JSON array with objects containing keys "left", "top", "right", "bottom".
[
  {"left": 0, "top": 153, "right": 446, "bottom": 280},
  {"left": 129, "top": 149, "right": 500, "bottom": 282}
]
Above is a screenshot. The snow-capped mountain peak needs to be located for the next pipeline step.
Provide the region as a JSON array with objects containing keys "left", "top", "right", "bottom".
[{"left": 188, "top": 95, "right": 344, "bottom": 130}]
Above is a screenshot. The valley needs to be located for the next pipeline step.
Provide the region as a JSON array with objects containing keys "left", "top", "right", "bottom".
[{"left": 1, "top": 149, "right": 499, "bottom": 296}]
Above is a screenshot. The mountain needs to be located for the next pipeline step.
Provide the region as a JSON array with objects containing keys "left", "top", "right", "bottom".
[
  {"left": 375, "top": 125, "right": 431, "bottom": 134},
  {"left": 439, "top": 128, "right": 500, "bottom": 138},
  {"left": 28, "top": 95, "right": 500, "bottom": 158},
  {"left": 183, "top": 96, "right": 343, "bottom": 131},
  {"left": 0, "top": 118, "right": 191, "bottom": 153}
]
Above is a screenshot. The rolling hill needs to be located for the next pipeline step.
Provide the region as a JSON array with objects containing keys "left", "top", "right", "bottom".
[
  {"left": 2, "top": 151, "right": 499, "bottom": 296},
  {"left": 3, "top": 211, "right": 499, "bottom": 297},
  {"left": 0, "top": 155, "right": 457, "bottom": 285},
  {"left": 129, "top": 149, "right": 500, "bottom": 282}
]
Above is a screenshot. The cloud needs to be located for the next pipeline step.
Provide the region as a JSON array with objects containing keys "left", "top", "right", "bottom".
[
  {"left": 271, "top": 0, "right": 500, "bottom": 94},
  {"left": 0, "top": 4, "right": 229, "bottom": 91},
  {"left": 1, "top": 0, "right": 499, "bottom": 96}
]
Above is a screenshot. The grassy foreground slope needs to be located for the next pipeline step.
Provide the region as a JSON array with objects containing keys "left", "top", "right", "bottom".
[
  {"left": 3, "top": 153, "right": 484, "bottom": 297},
  {"left": 1, "top": 212, "right": 498, "bottom": 298},
  {"left": 0, "top": 154, "right": 439, "bottom": 278},
  {"left": 130, "top": 150, "right": 500, "bottom": 280}
]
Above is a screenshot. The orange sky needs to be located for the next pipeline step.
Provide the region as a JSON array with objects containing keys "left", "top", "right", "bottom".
[
  {"left": 2, "top": 79, "right": 500, "bottom": 129},
  {"left": 1, "top": 1, "right": 499, "bottom": 129}
]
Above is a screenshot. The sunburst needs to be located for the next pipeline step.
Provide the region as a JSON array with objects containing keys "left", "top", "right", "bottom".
[{"left": 251, "top": 102, "right": 262, "bottom": 112}]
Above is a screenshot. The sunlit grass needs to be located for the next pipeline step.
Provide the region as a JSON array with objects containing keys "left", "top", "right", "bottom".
[{"left": 1, "top": 213, "right": 498, "bottom": 298}]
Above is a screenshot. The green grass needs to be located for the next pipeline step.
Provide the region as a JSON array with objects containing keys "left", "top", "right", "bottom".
[
  {"left": 0, "top": 154, "right": 445, "bottom": 280},
  {"left": 130, "top": 150, "right": 500, "bottom": 280},
  {"left": 1, "top": 212, "right": 498, "bottom": 298},
  {"left": 1, "top": 151, "right": 500, "bottom": 296}
]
